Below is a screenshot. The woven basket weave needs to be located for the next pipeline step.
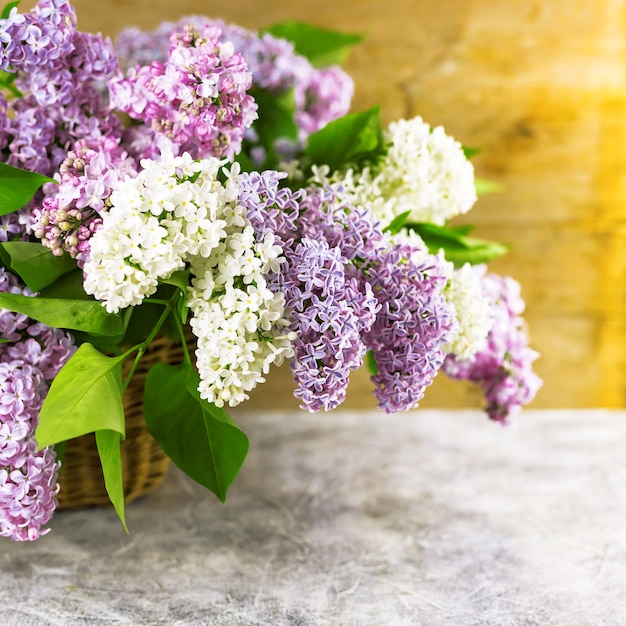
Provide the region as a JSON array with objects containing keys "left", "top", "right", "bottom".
[{"left": 56, "top": 335, "right": 185, "bottom": 510}]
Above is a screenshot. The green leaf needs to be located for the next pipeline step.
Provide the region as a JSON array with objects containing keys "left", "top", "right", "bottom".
[
  {"left": 38, "top": 269, "right": 92, "bottom": 300},
  {"left": 264, "top": 21, "right": 362, "bottom": 67},
  {"left": 0, "top": 162, "right": 55, "bottom": 216},
  {"left": 1, "top": 241, "right": 76, "bottom": 292},
  {"left": 0, "top": 291, "right": 125, "bottom": 335},
  {"left": 305, "top": 106, "right": 383, "bottom": 170},
  {"left": 446, "top": 223, "right": 475, "bottom": 236},
  {"left": 475, "top": 178, "right": 504, "bottom": 196},
  {"left": 382, "top": 210, "right": 413, "bottom": 235},
  {"left": 463, "top": 146, "right": 482, "bottom": 159},
  {"left": 366, "top": 349, "right": 378, "bottom": 376},
  {"left": 95, "top": 429, "right": 128, "bottom": 532},
  {"left": 409, "top": 222, "right": 511, "bottom": 266},
  {"left": 36, "top": 343, "right": 125, "bottom": 448},
  {"left": 1, "top": 1, "right": 20, "bottom": 20},
  {"left": 249, "top": 87, "right": 298, "bottom": 168},
  {"left": 161, "top": 269, "right": 190, "bottom": 293},
  {"left": 144, "top": 361, "right": 249, "bottom": 503}
]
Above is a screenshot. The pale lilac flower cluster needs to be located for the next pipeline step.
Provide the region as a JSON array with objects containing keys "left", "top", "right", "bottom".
[
  {"left": 109, "top": 23, "right": 257, "bottom": 162},
  {"left": 0, "top": 268, "right": 75, "bottom": 541},
  {"left": 442, "top": 269, "right": 542, "bottom": 423},
  {"left": 33, "top": 136, "right": 138, "bottom": 266},
  {"left": 241, "top": 172, "right": 456, "bottom": 412},
  {"left": 114, "top": 17, "right": 354, "bottom": 145}
]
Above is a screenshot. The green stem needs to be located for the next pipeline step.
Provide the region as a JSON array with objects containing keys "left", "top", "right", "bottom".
[
  {"left": 171, "top": 305, "right": 192, "bottom": 366},
  {"left": 120, "top": 292, "right": 180, "bottom": 393}
]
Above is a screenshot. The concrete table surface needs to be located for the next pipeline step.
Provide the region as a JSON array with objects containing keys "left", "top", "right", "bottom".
[{"left": 2, "top": 409, "right": 626, "bottom": 625}]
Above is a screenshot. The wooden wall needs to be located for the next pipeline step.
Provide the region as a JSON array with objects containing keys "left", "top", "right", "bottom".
[{"left": 20, "top": 0, "right": 626, "bottom": 409}]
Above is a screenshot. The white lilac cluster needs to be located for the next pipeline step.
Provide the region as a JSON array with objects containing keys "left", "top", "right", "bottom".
[
  {"left": 441, "top": 262, "right": 494, "bottom": 360},
  {"left": 82, "top": 152, "right": 294, "bottom": 407},
  {"left": 310, "top": 116, "right": 477, "bottom": 227}
]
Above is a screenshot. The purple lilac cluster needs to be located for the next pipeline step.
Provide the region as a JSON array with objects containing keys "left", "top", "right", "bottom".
[
  {"left": 0, "top": 268, "right": 75, "bottom": 541},
  {"left": 0, "top": 0, "right": 121, "bottom": 175},
  {"left": 115, "top": 17, "right": 354, "bottom": 144},
  {"left": 442, "top": 271, "right": 542, "bottom": 423},
  {"left": 363, "top": 244, "right": 457, "bottom": 412},
  {"left": 109, "top": 23, "right": 257, "bottom": 161},
  {"left": 32, "top": 136, "right": 138, "bottom": 266},
  {"left": 241, "top": 172, "right": 455, "bottom": 412}
]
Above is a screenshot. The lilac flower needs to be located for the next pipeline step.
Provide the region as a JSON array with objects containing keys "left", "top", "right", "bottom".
[
  {"left": 0, "top": 268, "right": 75, "bottom": 541},
  {"left": 361, "top": 243, "right": 457, "bottom": 413},
  {"left": 109, "top": 22, "right": 257, "bottom": 161},
  {"left": 0, "top": 0, "right": 123, "bottom": 191},
  {"left": 0, "top": 358, "right": 60, "bottom": 542},
  {"left": 0, "top": 0, "right": 118, "bottom": 109},
  {"left": 114, "top": 17, "right": 354, "bottom": 149},
  {"left": 442, "top": 270, "right": 542, "bottom": 423},
  {"left": 32, "top": 135, "right": 137, "bottom": 265},
  {"left": 241, "top": 173, "right": 452, "bottom": 413}
]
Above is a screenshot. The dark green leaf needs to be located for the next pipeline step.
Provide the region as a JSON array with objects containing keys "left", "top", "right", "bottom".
[
  {"left": 36, "top": 343, "right": 125, "bottom": 448},
  {"left": 264, "top": 21, "right": 362, "bottom": 67},
  {"left": 144, "top": 361, "right": 249, "bottom": 503},
  {"left": 53, "top": 441, "right": 66, "bottom": 464},
  {"left": 38, "top": 269, "right": 91, "bottom": 300},
  {"left": 1, "top": 241, "right": 76, "bottom": 292},
  {"left": 249, "top": 87, "right": 298, "bottom": 168},
  {"left": 305, "top": 106, "right": 383, "bottom": 170},
  {"left": 409, "top": 222, "right": 511, "bottom": 266},
  {"left": 0, "top": 162, "right": 55, "bottom": 216},
  {"left": 95, "top": 429, "right": 128, "bottom": 532},
  {"left": 0, "top": 291, "right": 125, "bottom": 335}
]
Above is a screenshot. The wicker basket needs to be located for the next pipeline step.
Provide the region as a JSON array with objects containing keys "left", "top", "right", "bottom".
[{"left": 56, "top": 335, "right": 186, "bottom": 510}]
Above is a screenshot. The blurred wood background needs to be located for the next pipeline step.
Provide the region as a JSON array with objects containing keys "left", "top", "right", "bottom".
[{"left": 21, "top": 0, "right": 626, "bottom": 409}]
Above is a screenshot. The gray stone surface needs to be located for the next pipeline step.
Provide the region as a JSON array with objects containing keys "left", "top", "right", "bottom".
[{"left": 1, "top": 409, "right": 626, "bottom": 625}]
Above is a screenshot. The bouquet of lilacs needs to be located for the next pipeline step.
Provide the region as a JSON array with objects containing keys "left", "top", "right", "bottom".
[{"left": 0, "top": 0, "right": 542, "bottom": 541}]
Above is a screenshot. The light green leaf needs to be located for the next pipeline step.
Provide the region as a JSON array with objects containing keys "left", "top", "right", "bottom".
[
  {"left": 463, "top": 146, "right": 482, "bottom": 159},
  {"left": 1, "top": 241, "right": 76, "bottom": 292},
  {"left": 35, "top": 343, "right": 125, "bottom": 448},
  {"left": 0, "top": 291, "right": 125, "bottom": 335},
  {"left": 95, "top": 429, "right": 128, "bottom": 532},
  {"left": 305, "top": 106, "right": 383, "bottom": 170},
  {"left": 408, "top": 222, "right": 511, "bottom": 266},
  {"left": 144, "top": 361, "right": 249, "bottom": 503},
  {"left": 1, "top": 1, "right": 20, "bottom": 20},
  {"left": 264, "top": 21, "right": 363, "bottom": 67},
  {"left": 161, "top": 269, "right": 190, "bottom": 293},
  {"left": 475, "top": 178, "right": 504, "bottom": 196},
  {"left": 0, "top": 162, "right": 55, "bottom": 216},
  {"left": 382, "top": 210, "right": 413, "bottom": 235}
]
